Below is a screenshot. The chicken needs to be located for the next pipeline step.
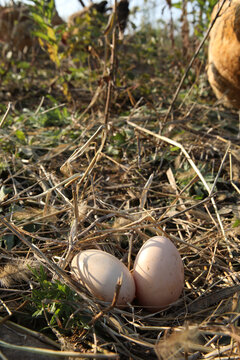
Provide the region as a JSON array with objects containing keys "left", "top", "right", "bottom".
[
  {"left": 0, "top": 5, "right": 64, "bottom": 53},
  {"left": 116, "top": 0, "right": 129, "bottom": 38},
  {"left": 208, "top": 0, "right": 240, "bottom": 108},
  {"left": 68, "top": 1, "right": 108, "bottom": 26},
  {"left": 67, "top": 0, "right": 129, "bottom": 38},
  {"left": 0, "top": 6, "right": 33, "bottom": 52}
]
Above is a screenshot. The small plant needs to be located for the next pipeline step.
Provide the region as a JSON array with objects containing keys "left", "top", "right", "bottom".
[
  {"left": 30, "top": 266, "right": 89, "bottom": 332},
  {"left": 31, "top": 0, "right": 64, "bottom": 68}
]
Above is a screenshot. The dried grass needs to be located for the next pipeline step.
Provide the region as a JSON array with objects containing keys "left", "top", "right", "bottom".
[
  {"left": 0, "top": 98, "right": 240, "bottom": 359},
  {"left": 0, "top": 7, "right": 240, "bottom": 357}
]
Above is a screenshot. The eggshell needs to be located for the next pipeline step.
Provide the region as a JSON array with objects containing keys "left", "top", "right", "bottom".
[
  {"left": 71, "top": 249, "right": 135, "bottom": 305},
  {"left": 133, "top": 236, "right": 184, "bottom": 311}
]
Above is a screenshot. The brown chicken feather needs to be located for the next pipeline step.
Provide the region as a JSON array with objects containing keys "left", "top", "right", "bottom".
[
  {"left": 208, "top": 0, "right": 240, "bottom": 108},
  {"left": 0, "top": 260, "right": 39, "bottom": 288}
]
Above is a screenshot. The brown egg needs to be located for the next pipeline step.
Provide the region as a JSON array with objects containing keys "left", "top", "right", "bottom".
[
  {"left": 133, "top": 236, "right": 184, "bottom": 311},
  {"left": 71, "top": 249, "right": 135, "bottom": 306}
]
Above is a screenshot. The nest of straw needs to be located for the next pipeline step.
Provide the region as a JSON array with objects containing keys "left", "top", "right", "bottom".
[{"left": 0, "top": 100, "right": 240, "bottom": 360}]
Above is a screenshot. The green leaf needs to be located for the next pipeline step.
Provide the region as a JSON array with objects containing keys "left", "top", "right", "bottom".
[
  {"left": 15, "top": 130, "right": 26, "bottom": 142},
  {"left": 233, "top": 219, "right": 240, "bottom": 228},
  {"left": 111, "top": 131, "right": 126, "bottom": 145},
  {"left": 46, "top": 26, "right": 57, "bottom": 42},
  {"left": 33, "top": 31, "right": 51, "bottom": 42},
  {"left": 170, "top": 146, "right": 180, "bottom": 152},
  {"left": 171, "top": 2, "right": 182, "bottom": 9},
  {"left": 31, "top": 13, "right": 46, "bottom": 25}
]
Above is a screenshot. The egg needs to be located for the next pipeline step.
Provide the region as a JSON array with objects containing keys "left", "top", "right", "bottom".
[
  {"left": 71, "top": 249, "right": 135, "bottom": 306},
  {"left": 133, "top": 236, "right": 184, "bottom": 311}
]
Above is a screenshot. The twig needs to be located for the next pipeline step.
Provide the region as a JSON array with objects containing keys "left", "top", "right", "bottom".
[
  {"left": 0, "top": 300, "right": 28, "bottom": 324},
  {"left": 103, "top": 0, "right": 118, "bottom": 129},
  {"left": 89, "top": 274, "right": 123, "bottom": 326},
  {"left": 0, "top": 339, "right": 118, "bottom": 358},
  {"left": 78, "top": 275, "right": 123, "bottom": 339},
  {"left": 209, "top": 142, "right": 231, "bottom": 196},
  {"left": 140, "top": 173, "right": 154, "bottom": 209},
  {"left": 67, "top": 129, "right": 107, "bottom": 189},
  {"left": 127, "top": 120, "right": 228, "bottom": 244},
  {"left": 60, "top": 125, "right": 104, "bottom": 175},
  {"left": 34, "top": 96, "right": 44, "bottom": 115},
  {"left": 0, "top": 317, "right": 60, "bottom": 349},
  {"left": 229, "top": 151, "right": 240, "bottom": 194},
  {"left": 0, "top": 102, "right": 11, "bottom": 128},
  {"left": 0, "top": 350, "right": 8, "bottom": 360},
  {"left": 78, "top": 0, "right": 86, "bottom": 8}
]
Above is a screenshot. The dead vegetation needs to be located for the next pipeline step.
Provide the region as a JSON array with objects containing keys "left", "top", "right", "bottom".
[{"left": 0, "top": 0, "right": 240, "bottom": 359}]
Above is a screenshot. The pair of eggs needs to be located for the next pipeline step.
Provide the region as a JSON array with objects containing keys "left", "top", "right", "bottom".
[{"left": 71, "top": 236, "right": 184, "bottom": 311}]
